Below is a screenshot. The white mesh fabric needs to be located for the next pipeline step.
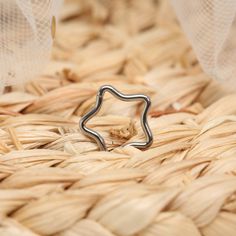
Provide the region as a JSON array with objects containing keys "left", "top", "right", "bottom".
[
  {"left": 0, "top": 0, "right": 62, "bottom": 89},
  {"left": 170, "top": 0, "right": 236, "bottom": 85}
]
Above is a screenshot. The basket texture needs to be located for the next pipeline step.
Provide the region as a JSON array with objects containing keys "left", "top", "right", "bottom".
[{"left": 0, "top": 0, "right": 236, "bottom": 235}]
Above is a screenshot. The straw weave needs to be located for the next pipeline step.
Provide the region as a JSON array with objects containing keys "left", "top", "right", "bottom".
[{"left": 0, "top": 0, "right": 236, "bottom": 235}]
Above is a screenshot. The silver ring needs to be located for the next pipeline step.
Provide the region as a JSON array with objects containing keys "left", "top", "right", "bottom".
[{"left": 79, "top": 85, "right": 153, "bottom": 151}]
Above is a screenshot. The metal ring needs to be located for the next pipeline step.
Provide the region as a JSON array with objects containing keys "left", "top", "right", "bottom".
[{"left": 79, "top": 85, "right": 153, "bottom": 151}]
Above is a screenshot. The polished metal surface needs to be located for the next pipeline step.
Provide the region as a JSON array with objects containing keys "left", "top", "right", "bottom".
[{"left": 79, "top": 85, "right": 153, "bottom": 151}]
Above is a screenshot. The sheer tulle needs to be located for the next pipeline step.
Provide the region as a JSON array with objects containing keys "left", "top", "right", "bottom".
[
  {"left": 170, "top": 0, "right": 236, "bottom": 86},
  {"left": 0, "top": 0, "right": 62, "bottom": 89}
]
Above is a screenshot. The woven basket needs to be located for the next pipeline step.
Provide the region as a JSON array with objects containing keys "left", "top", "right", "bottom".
[{"left": 0, "top": 0, "right": 236, "bottom": 235}]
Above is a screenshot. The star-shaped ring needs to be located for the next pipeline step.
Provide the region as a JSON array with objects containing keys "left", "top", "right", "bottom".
[{"left": 79, "top": 85, "right": 153, "bottom": 151}]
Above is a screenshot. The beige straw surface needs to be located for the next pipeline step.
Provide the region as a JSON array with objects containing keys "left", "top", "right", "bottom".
[{"left": 0, "top": 0, "right": 236, "bottom": 235}]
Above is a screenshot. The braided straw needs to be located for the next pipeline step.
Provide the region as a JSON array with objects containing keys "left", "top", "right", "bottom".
[{"left": 0, "top": 0, "right": 236, "bottom": 235}]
